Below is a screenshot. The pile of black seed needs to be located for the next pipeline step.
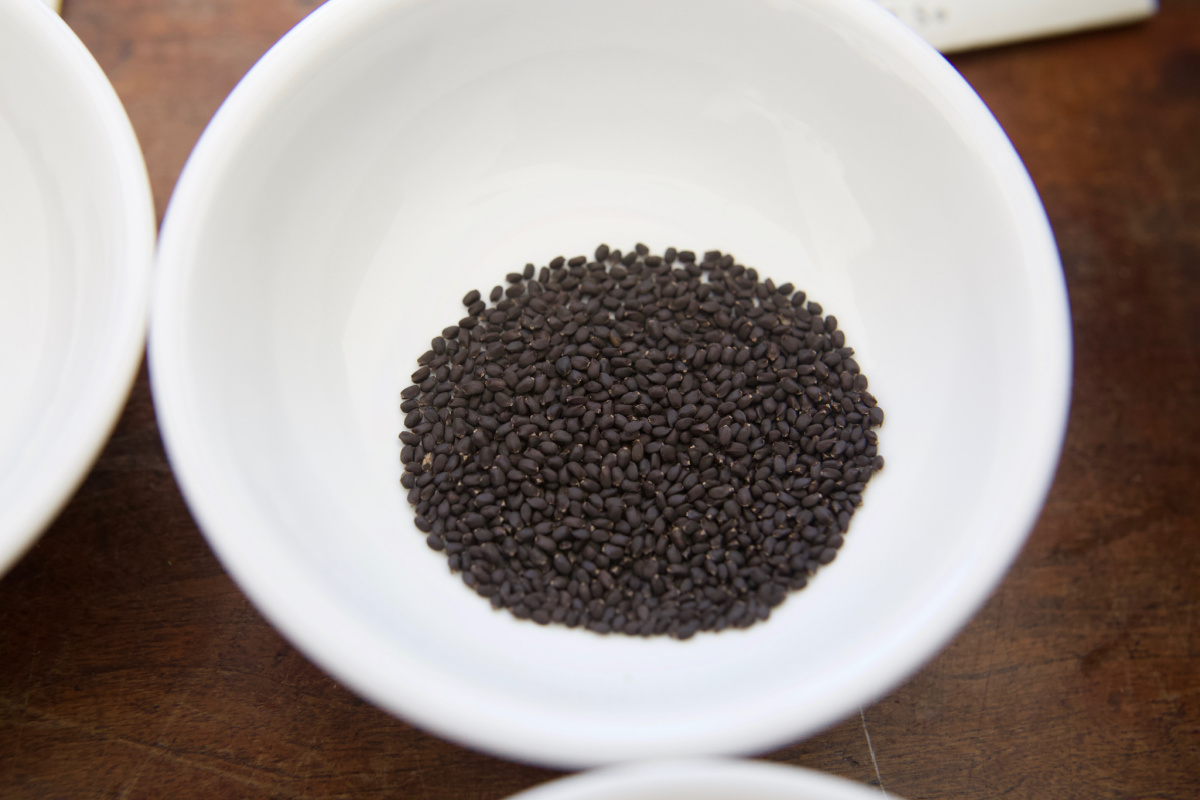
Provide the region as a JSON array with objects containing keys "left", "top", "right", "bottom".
[{"left": 399, "top": 244, "right": 883, "bottom": 639}]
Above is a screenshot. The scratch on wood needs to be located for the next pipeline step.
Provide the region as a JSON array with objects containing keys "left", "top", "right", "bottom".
[
  {"left": 0, "top": 696, "right": 322, "bottom": 799},
  {"left": 860, "top": 707, "right": 887, "bottom": 797},
  {"left": 116, "top": 749, "right": 160, "bottom": 800},
  {"left": 965, "top": 590, "right": 1007, "bottom": 795},
  {"left": 1080, "top": 632, "right": 1130, "bottom": 675}
]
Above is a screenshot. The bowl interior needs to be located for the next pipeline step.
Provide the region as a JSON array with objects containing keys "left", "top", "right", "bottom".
[
  {"left": 0, "top": 2, "right": 154, "bottom": 574},
  {"left": 152, "top": 0, "right": 1069, "bottom": 766}
]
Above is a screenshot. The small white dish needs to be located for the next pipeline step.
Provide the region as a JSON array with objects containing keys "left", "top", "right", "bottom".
[
  {"left": 506, "top": 759, "right": 901, "bottom": 800},
  {"left": 151, "top": 0, "right": 1070, "bottom": 768},
  {"left": 0, "top": 0, "right": 155, "bottom": 575}
]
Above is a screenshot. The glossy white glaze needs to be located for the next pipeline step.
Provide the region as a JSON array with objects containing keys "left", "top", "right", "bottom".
[
  {"left": 0, "top": 0, "right": 155, "bottom": 574},
  {"left": 506, "top": 759, "right": 904, "bottom": 800},
  {"left": 151, "top": 0, "right": 1070, "bottom": 768}
]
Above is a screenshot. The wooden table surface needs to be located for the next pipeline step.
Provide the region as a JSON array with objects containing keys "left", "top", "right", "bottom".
[{"left": 3, "top": 1, "right": 1198, "bottom": 797}]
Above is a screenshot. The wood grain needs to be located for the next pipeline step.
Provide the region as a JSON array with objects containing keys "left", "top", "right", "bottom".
[{"left": 2, "top": 2, "right": 1197, "bottom": 797}]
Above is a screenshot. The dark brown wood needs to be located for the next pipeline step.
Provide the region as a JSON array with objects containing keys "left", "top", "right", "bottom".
[{"left": 3, "top": 1, "right": 1198, "bottom": 797}]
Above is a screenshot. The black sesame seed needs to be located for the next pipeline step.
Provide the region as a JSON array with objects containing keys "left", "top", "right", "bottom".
[{"left": 400, "top": 245, "right": 882, "bottom": 639}]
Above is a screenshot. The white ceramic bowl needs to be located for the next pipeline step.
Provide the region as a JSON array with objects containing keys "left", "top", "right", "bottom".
[
  {"left": 0, "top": 0, "right": 155, "bottom": 575},
  {"left": 505, "top": 759, "right": 901, "bottom": 800},
  {"left": 150, "top": 0, "right": 1071, "bottom": 768}
]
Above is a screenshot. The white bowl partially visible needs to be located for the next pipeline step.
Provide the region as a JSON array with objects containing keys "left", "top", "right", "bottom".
[
  {"left": 0, "top": 0, "right": 155, "bottom": 575},
  {"left": 506, "top": 759, "right": 902, "bottom": 800},
  {"left": 150, "top": 0, "right": 1070, "bottom": 768}
]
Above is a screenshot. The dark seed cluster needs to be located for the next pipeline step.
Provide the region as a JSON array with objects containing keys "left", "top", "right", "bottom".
[{"left": 399, "top": 244, "right": 883, "bottom": 639}]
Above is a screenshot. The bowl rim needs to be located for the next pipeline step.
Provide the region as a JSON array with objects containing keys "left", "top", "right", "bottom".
[
  {"left": 0, "top": 0, "right": 156, "bottom": 576},
  {"left": 504, "top": 757, "right": 901, "bottom": 800},
  {"left": 149, "top": 0, "right": 1072, "bottom": 767}
]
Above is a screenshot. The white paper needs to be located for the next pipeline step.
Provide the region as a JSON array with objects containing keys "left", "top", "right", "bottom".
[{"left": 875, "top": 0, "right": 1157, "bottom": 52}]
